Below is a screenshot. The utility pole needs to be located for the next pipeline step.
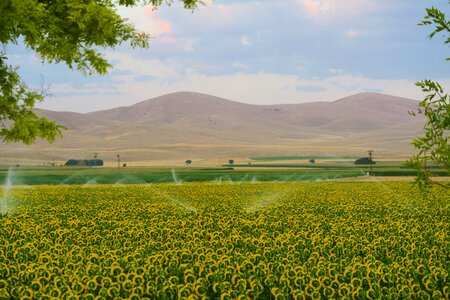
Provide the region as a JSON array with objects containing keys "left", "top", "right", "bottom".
[
  {"left": 117, "top": 154, "right": 120, "bottom": 168},
  {"left": 368, "top": 149, "right": 374, "bottom": 175}
]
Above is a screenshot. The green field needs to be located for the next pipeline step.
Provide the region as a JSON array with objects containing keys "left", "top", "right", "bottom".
[
  {"left": 0, "top": 182, "right": 448, "bottom": 299},
  {"left": 250, "top": 156, "right": 355, "bottom": 161},
  {"left": 0, "top": 167, "right": 363, "bottom": 186},
  {"left": 0, "top": 162, "right": 447, "bottom": 186}
]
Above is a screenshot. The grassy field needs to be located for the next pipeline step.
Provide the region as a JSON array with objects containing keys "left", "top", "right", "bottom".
[
  {"left": 0, "top": 167, "right": 364, "bottom": 186},
  {"left": 250, "top": 156, "right": 355, "bottom": 161},
  {"left": 0, "top": 182, "right": 448, "bottom": 299},
  {"left": 0, "top": 161, "right": 447, "bottom": 186}
]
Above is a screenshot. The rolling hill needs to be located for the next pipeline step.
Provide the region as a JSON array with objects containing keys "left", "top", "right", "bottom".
[{"left": 1, "top": 92, "right": 424, "bottom": 165}]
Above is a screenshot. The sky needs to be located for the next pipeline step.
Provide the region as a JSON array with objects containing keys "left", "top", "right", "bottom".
[{"left": 6, "top": 0, "right": 450, "bottom": 112}]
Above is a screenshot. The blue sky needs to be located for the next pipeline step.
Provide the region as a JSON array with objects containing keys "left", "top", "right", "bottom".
[{"left": 7, "top": 0, "right": 450, "bottom": 112}]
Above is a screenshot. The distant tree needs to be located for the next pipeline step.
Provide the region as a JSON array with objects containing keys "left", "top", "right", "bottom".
[
  {"left": 407, "top": 4, "right": 450, "bottom": 189},
  {"left": 0, "top": 0, "right": 204, "bottom": 145},
  {"left": 185, "top": 160, "right": 192, "bottom": 166},
  {"left": 228, "top": 159, "right": 234, "bottom": 165},
  {"left": 309, "top": 158, "right": 315, "bottom": 164},
  {"left": 354, "top": 157, "right": 376, "bottom": 165}
]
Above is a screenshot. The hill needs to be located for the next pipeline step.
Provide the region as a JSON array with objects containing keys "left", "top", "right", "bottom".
[{"left": 1, "top": 92, "right": 423, "bottom": 165}]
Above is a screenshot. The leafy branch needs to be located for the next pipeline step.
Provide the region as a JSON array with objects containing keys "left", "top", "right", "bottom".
[
  {"left": 0, "top": 53, "right": 65, "bottom": 145},
  {"left": 408, "top": 3, "right": 450, "bottom": 190}
]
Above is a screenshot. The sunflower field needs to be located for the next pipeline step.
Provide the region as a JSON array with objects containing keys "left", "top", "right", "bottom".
[{"left": 0, "top": 182, "right": 448, "bottom": 299}]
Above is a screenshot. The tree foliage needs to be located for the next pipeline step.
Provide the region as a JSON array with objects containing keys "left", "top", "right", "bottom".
[
  {"left": 407, "top": 3, "right": 450, "bottom": 189},
  {"left": 0, "top": 0, "right": 203, "bottom": 145},
  {"left": 0, "top": 53, "right": 64, "bottom": 144},
  {"left": 418, "top": 4, "right": 450, "bottom": 61}
]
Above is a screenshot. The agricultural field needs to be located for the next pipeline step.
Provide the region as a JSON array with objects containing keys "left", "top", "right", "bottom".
[
  {"left": 1, "top": 161, "right": 448, "bottom": 185},
  {"left": 0, "top": 167, "right": 364, "bottom": 186},
  {"left": 0, "top": 182, "right": 448, "bottom": 299}
]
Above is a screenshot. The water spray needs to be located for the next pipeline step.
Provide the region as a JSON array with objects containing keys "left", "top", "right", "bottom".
[
  {"left": 1, "top": 167, "right": 13, "bottom": 216},
  {"left": 171, "top": 169, "right": 182, "bottom": 185}
]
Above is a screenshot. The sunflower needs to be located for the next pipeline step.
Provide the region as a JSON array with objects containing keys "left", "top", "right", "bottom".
[
  {"left": 107, "top": 284, "right": 120, "bottom": 298},
  {"left": 338, "top": 284, "right": 350, "bottom": 297},
  {"left": 422, "top": 275, "right": 437, "bottom": 292},
  {"left": 323, "top": 286, "right": 335, "bottom": 298},
  {"left": 195, "top": 283, "right": 207, "bottom": 297},
  {"left": 102, "top": 277, "right": 112, "bottom": 289},
  {"left": 49, "top": 287, "right": 62, "bottom": 298},
  {"left": 309, "top": 278, "right": 320, "bottom": 289},
  {"left": 443, "top": 286, "right": 449, "bottom": 299},
  {"left": 62, "top": 292, "right": 78, "bottom": 300},
  {"left": 98, "top": 287, "right": 108, "bottom": 298},
  {"left": 30, "top": 280, "right": 42, "bottom": 292},
  {"left": 184, "top": 273, "right": 196, "bottom": 284},
  {"left": 85, "top": 293, "right": 97, "bottom": 300}
]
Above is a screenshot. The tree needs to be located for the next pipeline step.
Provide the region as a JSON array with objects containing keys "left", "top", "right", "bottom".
[
  {"left": 0, "top": 0, "right": 203, "bottom": 145},
  {"left": 309, "top": 158, "right": 315, "bottom": 164},
  {"left": 228, "top": 159, "right": 234, "bottom": 165},
  {"left": 354, "top": 157, "right": 375, "bottom": 165},
  {"left": 407, "top": 3, "right": 450, "bottom": 189},
  {"left": 185, "top": 159, "right": 192, "bottom": 166}
]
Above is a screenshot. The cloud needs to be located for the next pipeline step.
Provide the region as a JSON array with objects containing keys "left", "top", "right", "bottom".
[
  {"left": 329, "top": 68, "right": 343, "bottom": 75},
  {"left": 184, "top": 39, "right": 196, "bottom": 52},
  {"left": 302, "top": 0, "right": 335, "bottom": 17},
  {"left": 240, "top": 35, "right": 251, "bottom": 46},
  {"left": 38, "top": 50, "right": 450, "bottom": 112},
  {"left": 119, "top": 5, "right": 172, "bottom": 36},
  {"left": 232, "top": 62, "right": 248, "bottom": 69},
  {"left": 50, "top": 82, "right": 120, "bottom": 96},
  {"left": 296, "top": 85, "right": 326, "bottom": 92},
  {"left": 301, "top": 0, "right": 380, "bottom": 20},
  {"left": 344, "top": 29, "right": 362, "bottom": 38},
  {"left": 105, "top": 52, "right": 180, "bottom": 79}
]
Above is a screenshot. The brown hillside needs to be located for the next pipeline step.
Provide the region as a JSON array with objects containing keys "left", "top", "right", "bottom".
[{"left": 4, "top": 92, "right": 423, "bottom": 164}]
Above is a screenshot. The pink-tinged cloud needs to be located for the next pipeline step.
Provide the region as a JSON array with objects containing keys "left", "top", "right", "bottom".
[
  {"left": 122, "top": 5, "right": 172, "bottom": 36},
  {"left": 345, "top": 29, "right": 361, "bottom": 38},
  {"left": 157, "top": 20, "right": 171, "bottom": 33},
  {"left": 196, "top": 2, "right": 243, "bottom": 26},
  {"left": 301, "top": 0, "right": 380, "bottom": 20},
  {"left": 303, "top": 0, "right": 336, "bottom": 17},
  {"left": 144, "top": 6, "right": 154, "bottom": 16}
]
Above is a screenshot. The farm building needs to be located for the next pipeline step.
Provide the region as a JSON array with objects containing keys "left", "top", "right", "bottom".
[{"left": 64, "top": 159, "right": 104, "bottom": 167}]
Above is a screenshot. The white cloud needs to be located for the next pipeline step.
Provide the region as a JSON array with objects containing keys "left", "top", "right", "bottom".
[
  {"left": 184, "top": 39, "right": 196, "bottom": 52},
  {"left": 329, "top": 68, "right": 343, "bottom": 75},
  {"left": 232, "top": 62, "right": 248, "bottom": 69},
  {"left": 37, "top": 51, "right": 450, "bottom": 112},
  {"left": 240, "top": 35, "right": 251, "bottom": 46},
  {"left": 50, "top": 82, "right": 119, "bottom": 95},
  {"left": 105, "top": 52, "right": 180, "bottom": 79}
]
